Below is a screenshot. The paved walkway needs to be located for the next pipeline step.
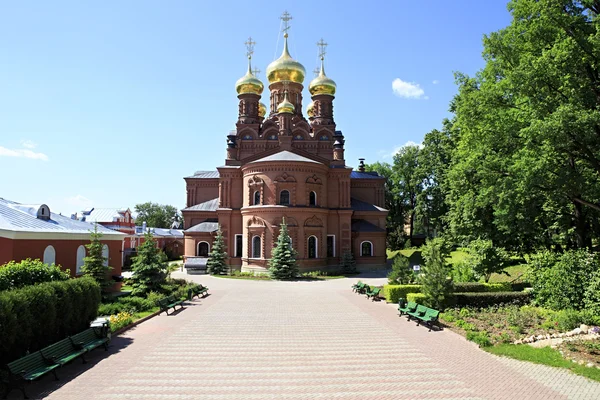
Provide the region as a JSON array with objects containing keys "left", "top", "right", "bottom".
[{"left": 15, "top": 273, "right": 600, "bottom": 399}]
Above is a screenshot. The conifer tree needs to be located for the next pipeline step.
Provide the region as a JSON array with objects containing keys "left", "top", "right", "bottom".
[
  {"left": 130, "top": 231, "right": 168, "bottom": 296},
  {"left": 207, "top": 228, "right": 228, "bottom": 275},
  {"left": 269, "top": 219, "right": 298, "bottom": 280},
  {"left": 340, "top": 250, "right": 357, "bottom": 275},
  {"left": 420, "top": 238, "right": 453, "bottom": 309},
  {"left": 82, "top": 224, "right": 113, "bottom": 291}
]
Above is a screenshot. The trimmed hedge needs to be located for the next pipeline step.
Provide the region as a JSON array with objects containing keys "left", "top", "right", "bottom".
[
  {"left": 452, "top": 291, "right": 532, "bottom": 308},
  {"left": 0, "top": 258, "right": 69, "bottom": 291},
  {"left": 383, "top": 285, "right": 422, "bottom": 303},
  {"left": 406, "top": 293, "right": 427, "bottom": 304},
  {"left": 453, "top": 282, "right": 512, "bottom": 293},
  {"left": 0, "top": 277, "right": 100, "bottom": 365}
]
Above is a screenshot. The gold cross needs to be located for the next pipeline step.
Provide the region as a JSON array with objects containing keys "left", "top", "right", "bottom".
[
  {"left": 280, "top": 11, "right": 292, "bottom": 35},
  {"left": 252, "top": 67, "right": 261, "bottom": 76},
  {"left": 244, "top": 36, "right": 256, "bottom": 58},
  {"left": 313, "top": 67, "right": 320, "bottom": 77},
  {"left": 316, "top": 38, "right": 328, "bottom": 60}
]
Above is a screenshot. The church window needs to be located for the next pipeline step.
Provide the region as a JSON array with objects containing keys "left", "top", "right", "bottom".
[
  {"left": 253, "top": 190, "right": 260, "bottom": 205},
  {"left": 102, "top": 244, "right": 109, "bottom": 266},
  {"left": 242, "top": 134, "right": 253, "bottom": 140},
  {"left": 320, "top": 135, "right": 329, "bottom": 141},
  {"left": 327, "top": 235, "right": 335, "bottom": 257},
  {"left": 234, "top": 234, "right": 243, "bottom": 257},
  {"left": 360, "top": 241, "right": 373, "bottom": 257},
  {"left": 43, "top": 245, "right": 56, "bottom": 265},
  {"left": 76, "top": 245, "right": 86, "bottom": 275},
  {"left": 268, "top": 135, "right": 277, "bottom": 140},
  {"left": 294, "top": 135, "right": 303, "bottom": 140},
  {"left": 308, "top": 236, "right": 318, "bottom": 259},
  {"left": 309, "top": 191, "right": 317, "bottom": 206},
  {"left": 252, "top": 236, "right": 261, "bottom": 258},
  {"left": 279, "top": 190, "right": 290, "bottom": 205}
]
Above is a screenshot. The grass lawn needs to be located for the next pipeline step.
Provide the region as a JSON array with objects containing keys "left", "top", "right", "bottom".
[
  {"left": 214, "top": 274, "right": 347, "bottom": 281},
  {"left": 488, "top": 264, "right": 529, "bottom": 283},
  {"left": 386, "top": 249, "right": 420, "bottom": 259},
  {"left": 486, "top": 344, "right": 600, "bottom": 382}
]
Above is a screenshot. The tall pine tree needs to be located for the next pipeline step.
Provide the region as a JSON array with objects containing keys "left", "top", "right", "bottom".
[
  {"left": 82, "top": 224, "right": 112, "bottom": 291},
  {"left": 129, "top": 231, "right": 168, "bottom": 296},
  {"left": 269, "top": 219, "right": 298, "bottom": 280},
  {"left": 207, "top": 228, "right": 228, "bottom": 275}
]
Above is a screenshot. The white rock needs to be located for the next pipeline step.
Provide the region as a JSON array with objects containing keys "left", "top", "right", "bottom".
[
  {"left": 573, "top": 328, "right": 582, "bottom": 335},
  {"left": 578, "top": 359, "right": 586, "bottom": 365},
  {"left": 536, "top": 335, "right": 544, "bottom": 340},
  {"left": 580, "top": 324, "right": 589, "bottom": 334},
  {"left": 587, "top": 362, "right": 595, "bottom": 368}
]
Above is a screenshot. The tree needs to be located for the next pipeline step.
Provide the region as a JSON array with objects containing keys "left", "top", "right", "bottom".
[
  {"left": 207, "top": 229, "right": 227, "bottom": 275},
  {"left": 420, "top": 238, "right": 453, "bottom": 309},
  {"left": 387, "top": 254, "right": 413, "bottom": 285},
  {"left": 134, "top": 202, "right": 180, "bottom": 229},
  {"left": 129, "top": 231, "right": 168, "bottom": 295},
  {"left": 82, "top": 224, "right": 112, "bottom": 291},
  {"left": 269, "top": 219, "right": 298, "bottom": 280},
  {"left": 462, "top": 239, "right": 511, "bottom": 283},
  {"left": 340, "top": 250, "right": 357, "bottom": 275}
]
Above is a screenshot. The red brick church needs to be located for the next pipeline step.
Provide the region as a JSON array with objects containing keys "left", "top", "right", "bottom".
[{"left": 182, "top": 14, "right": 387, "bottom": 272}]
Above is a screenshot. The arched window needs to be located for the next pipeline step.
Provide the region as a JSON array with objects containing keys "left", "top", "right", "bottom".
[
  {"left": 308, "top": 236, "right": 318, "bottom": 259},
  {"left": 253, "top": 190, "right": 260, "bottom": 205},
  {"left": 361, "top": 241, "right": 373, "bottom": 257},
  {"left": 76, "top": 245, "right": 86, "bottom": 274},
  {"left": 43, "top": 245, "right": 56, "bottom": 265},
  {"left": 252, "top": 236, "right": 261, "bottom": 258},
  {"left": 197, "top": 242, "right": 210, "bottom": 257},
  {"left": 280, "top": 190, "right": 290, "bottom": 205},
  {"left": 102, "top": 244, "right": 109, "bottom": 267},
  {"left": 309, "top": 191, "right": 317, "bottom": 206}
]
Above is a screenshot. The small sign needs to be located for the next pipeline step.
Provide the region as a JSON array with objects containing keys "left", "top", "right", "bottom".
[{"left": 413, "top": 265, "right": 421, "bottom": 271}]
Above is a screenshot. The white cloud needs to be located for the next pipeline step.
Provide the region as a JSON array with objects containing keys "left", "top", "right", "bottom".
[
  {"left": 381, "top": 140, "right": 423, "bottom": 159},
  {"left": 432, "top": 80, "right": 440, "bottom": 85},
  {"left": 65, "top": 194, "right": 93, "bottom": 209},
  {"left": 20, "top": 140, "right": 37, "bottom": 149},
  {"left": 0, "top": 146, "right": 49, "bottom": 161},
  {"left": 392, "top": 78, "right": 426, "bottom": 99}
]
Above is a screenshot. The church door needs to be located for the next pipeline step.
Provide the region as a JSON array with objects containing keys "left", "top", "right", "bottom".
[{"left": 197, "top": 242, "right": 210, "bottom": 257}]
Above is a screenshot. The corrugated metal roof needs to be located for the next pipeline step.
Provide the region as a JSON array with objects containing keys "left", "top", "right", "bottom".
[
  {"left": 183, "top": 198, "right": 219, "bottom": 211},
  {"left": 350, "top": 198, "right": 388, "bottom": 212},
  {"left": 250, "top": 151, "right": 322, "bottom": 164},
  {"left": 185, "top": 222, "right": 219, "bottom": 233},
  {"left": 0, "top": 198, "right": 123, "bottom": 235},
  {"left": 351, "top": 219, "right": 386, "bottom": 233},
  {"left": 134, "top": 226, "right": 184, "bottom": 237},
  {"left": 79, "top": 208, "right": 129, "bottom": 223},
  {"left": 350, "top": 171, "right": 384, "bottom": 179},
  {"left": 188, "top": 171, "right": 220, "bottom": 179}
]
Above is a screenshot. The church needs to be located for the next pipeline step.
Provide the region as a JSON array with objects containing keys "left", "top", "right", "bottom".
[{"left": 182, "top": 13, "right": 388, "bottom": 273}]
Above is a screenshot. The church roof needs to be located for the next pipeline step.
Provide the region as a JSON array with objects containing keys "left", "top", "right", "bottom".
[
  {"left": 185, "top": 221, "right": 219, "bottom": 233},
  {"left": 183, "top": 198, "right": 219, "bottom": 212},
  {"left": 350, "top": 171, "right": 384, "bottom": 179},
  {"left": 350, "top": 198, "right": 388, "bottom": 212},
  {"left": 249, "top": 151, "right": 322, "bottom": 164},
  {"left": 187, "top": 171, "right": 220, "bottom": 179},
  {"left": 351, "top": 219, "right": 386, "bottom": 233}
]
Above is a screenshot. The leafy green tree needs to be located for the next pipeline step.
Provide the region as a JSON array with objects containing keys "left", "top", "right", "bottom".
[
  {"left": 387, "top": 254, "right": 413, "bottom": 284},
  {"left": 462, "top": 239, "right": 511, "bottom": 283},
  {"left": 207, "top": 229, "right": 227, "bottom": 275},
  {"left": 269, "top": 219, "right": 298, "bottom": 280},
  {"left": 420, "top": 238, "right": 453, "bottom": 309},
  {"left": 82, "top": 224, "right": 113, "bottom": 291},
  {"left": 340, "top": 250, "right": 357, "bottom": 275},
  {"left": 129, "top": 231, "right": 168, "bottom": 295},
  {"left": 134, "top": 202, "right": 180, "bottom": 229}
]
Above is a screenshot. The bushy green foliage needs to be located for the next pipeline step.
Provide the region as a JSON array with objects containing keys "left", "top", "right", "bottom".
[
  {"left": 461, "top": 239, "right": 511, "bottom": 283},
  {"left": 340, "top": 250, "right": 357, "bottom": 274},
  {"left": 451, "top": 259, "right": 478, "bottom": 283},
  {"left": 207, "top": 229, "right": 228, "bottom": 275},
  {"left": 453, "top": 282, "right": 512, "bottom": 293},
  {"left": 129, "top": 231, "right": 169, "bottom": 296},
  {"left": 387, "top": 255, "right": 414, "bottom": 284},
  {"left": 0, "top": 258, "right": 69, "bottom": 291},
  {"left": 383, "top": 284, "right": 422, "bottom": 303},
  {"left": 269, "top": 220, "right": 299, "bottom": 280},
  {"left": 420, "top": 238, "right": 453, "bottom": 309},
  {"left": 0, "top": 277, "right": 100, "bottom": 365},
  {"left": 529, "top": 249, "right": 599, "bottom": 310},
  {"left": 584, "top": 268, "right": 600, "bottom": 315},
  {"left": 453, "top": 292, "right": 532, "bottom": 308},
  {"left": 466, "top": 330, "right": 491, "bottom": 347},
  {"left": 109, "top": 312, "right": 134, "bottom": 333},
  {"left": 406, "top": 292, "right": 427, "bottom": 304},
  {"left": 82, "top": 224, "right": 113, "bottom": 290}
]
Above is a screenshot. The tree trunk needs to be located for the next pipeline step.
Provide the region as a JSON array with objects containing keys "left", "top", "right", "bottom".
[{"left": 573, "top": 200, "right": 588, "bottom": 249}]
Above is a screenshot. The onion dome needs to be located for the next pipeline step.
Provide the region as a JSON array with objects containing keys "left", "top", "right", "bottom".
[
  {"left": 266, "top": 34, "right": 306, "bottom": 84},
  {"left": 309, "top": 57, "right": 336, "bottom": 96},
  {"left": 235, "top": 56, "right": 264, "bottom": 95},
  {"left": 306, "top": 101, "right": 315, "bottom": 118},
  {"left": 258, "top": 102, "right": 267, "bottom": 118},
  {"left": 277, "top": 90, "right": 295, "bottom": 114}
]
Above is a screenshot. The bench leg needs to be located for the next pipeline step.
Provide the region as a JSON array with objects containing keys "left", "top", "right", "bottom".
[
  {"left": 81, "top": 354, "right": 87, "bottom": 364},
  {"left": 51, "top": 369, "right": 59, "bottom": 381}
]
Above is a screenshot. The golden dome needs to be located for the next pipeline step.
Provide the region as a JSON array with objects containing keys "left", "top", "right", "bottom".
[
  {"left": 306, "top": 100, "right": 315, "bottom": 118},
  {"left": 309, "top": 57, "right": 336, "bottom": 96},
  {"left": 235, "top": 56, "right": 264, "bottom": 95},
  {"left": 277, "top": 90, "right": 295, "bottom": 114},
  {"left": 266, "top": 34, "right": 306, "bottom": 84},
  {"left": 258, "top": 102, "right": 267, "bottom": 117}
]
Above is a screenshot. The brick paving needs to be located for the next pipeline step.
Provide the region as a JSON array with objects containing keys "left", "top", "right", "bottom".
[{"left": 12, "top": 274, "right": 600, "bottom": 399}]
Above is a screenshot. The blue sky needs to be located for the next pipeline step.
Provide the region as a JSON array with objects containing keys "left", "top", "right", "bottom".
[{"left": 0, "top": 1, "right": 512, "bottom": 215}]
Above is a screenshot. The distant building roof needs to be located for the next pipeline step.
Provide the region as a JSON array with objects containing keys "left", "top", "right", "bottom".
[
  {"left": 350, "top": 171, "right": 384, "bottom": 179},
  {"left": 187, "top": 171, "right": 220, "bottom": 179},
  {"left": 249, "top": 151, "right": 322, "bottom": 164},
  {"left": 183, "top": 198, "right": 219, "bottom": 211},
  {"left": 134, "top": 226, "right": 183, "bottom": 238},
  {"left": 351, "top": 219, "right": 386, "bottom": 233},
  {"left": 350, "top": 198, "right": 388, "bottom": 212},
  {"left": 185, "top": 222, "right": 219, "bottom": 233},
  {"left": 77, "top": 207, "right": 131, "bottom": 223},
  {"left": 0, "top": 198, "right": 124, "bottom": 238}
]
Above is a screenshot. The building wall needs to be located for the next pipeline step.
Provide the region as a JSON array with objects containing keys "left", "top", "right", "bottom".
[{"left": 0, "top": 237, "right": 14, "bottom": 263}]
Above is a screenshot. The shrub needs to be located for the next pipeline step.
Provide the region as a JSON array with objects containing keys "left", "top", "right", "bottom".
[
  {"left": 387, "top": 255, "right": 414, "bottom": 284},
  {"left": 462, "top": 239, "right": 511, "bottom": 283},
  {"left": 207, "top": 229, "right": 227, "bottom": 275},
  {"left": 269, "top": 220, "right": 299, "bottom": 280},
  {"left": 82, "top": 224, "right": 113, "bottom": 291},
  {"left": 98, "top": 302, "right": 127, "bottom": 316},
  {"left": 340, "top": 251, "right": 357, "bottom": 275},
  {"left": 451, "top": 260, "right": 478, "bottom": 283},
  {"left": 383, "top": 284, "right": 422, "bottom": 303},
  {"left": 466, "top": 330, "right": 492, "bottom": 347},
  {"left": 109, "top": 312, "right": 134, "bottom": 333},
  {"left": 453, "top": 282, "right": 512, "bottom": 293},
  {"left": 549, "top": 309, "right": 584, "bottom": 331},
  {"left": 0, "top": 276, "right": 100, "bottom": 365},
  {"left": 453, "top": 292, "right": 532, "bottom": 308},
  {"left": 0, "top": 258, "right": 69, "bottom": 291},
  {"left": 406, "top": 293, "right": 427, "bottom": 304},
  {"left": 129, "top": 231, "right": 169, "bottom": 296},
  {"left": 420, "top": 238, "right": 453, "bottom": 310}
]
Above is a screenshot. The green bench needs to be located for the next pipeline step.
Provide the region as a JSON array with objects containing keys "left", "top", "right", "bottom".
[
  {"left": 351, "top": 281, "right": 364, "bottom": 293},
  {"left": 69, "top": 328, "right": 110, "bottom": 353},
  {"left": 41, "top": 337, "right": 87, "bottom": 366},
  {"left": 157, "top": 295, "right": 184, "bottom": 315},
  {"left": 399, "top": 300, "right": 440, "bottom": 332},
  {"left": 4, "top": 351, "right": 59, "bottom": 398},
  {"left": 353, "top": 282, "right": 368, "bottom": 294},
  {"left": 187, "top": 284, "right": 209, "bottom": 300},
  {"left": 365, "top": 286, "right": 381, "bottom": 301}
]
